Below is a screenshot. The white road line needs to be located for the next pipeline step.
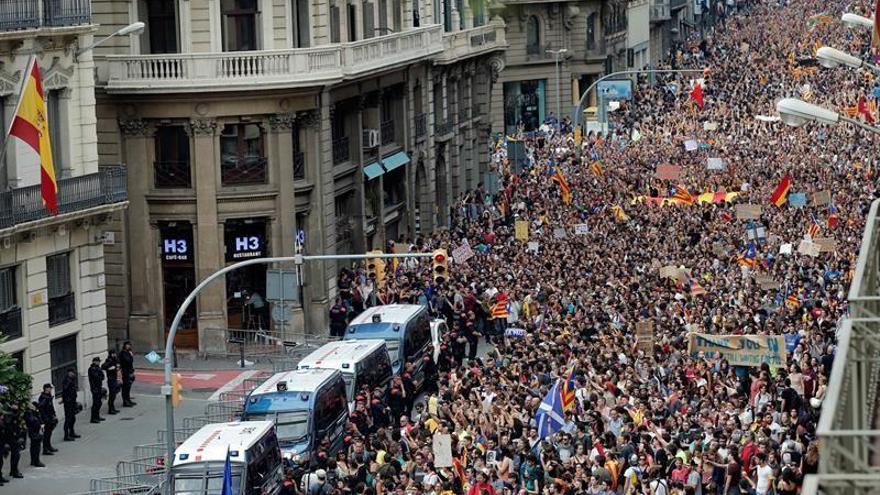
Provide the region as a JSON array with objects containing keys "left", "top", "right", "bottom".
[{"left": 207, "top": 369, "right": 261, "bottom": 401}]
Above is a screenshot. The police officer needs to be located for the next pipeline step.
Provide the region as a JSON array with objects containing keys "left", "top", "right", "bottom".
[
  {"left": 61, "top": 368, "right": 81, "bottom": 441},
  {"left": 2, "top": 405, "right": 24, "bottom": 479},
  {"left": 120, "top": 341, "right": 137, "bottom": 407},
  {"left": 25, "top": 402, "right": 45, "bottom": 468},
  {"left": 88, "top": 357, "right": 105, "bottom": 424},
  {"left": 36, "top": 383, "right": 58, "bottom": 455},
  {"left": 101, "top": 350, "right": 121, "bottom": 414}
]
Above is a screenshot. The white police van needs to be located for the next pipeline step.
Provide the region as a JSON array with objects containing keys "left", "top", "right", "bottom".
[{"left": 296, "top": 339, "right": 393, "bottom": 409}]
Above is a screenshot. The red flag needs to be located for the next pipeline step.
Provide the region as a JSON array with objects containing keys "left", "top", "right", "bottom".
[
  {"left": 769, "top": 175, "right": 791, "bottom": 207},
  {"left": 690, "top": 82, "right": 704, "bottom": 110},
  {"left": 858, "top": 95, "right": 876, "bottom": 123}
]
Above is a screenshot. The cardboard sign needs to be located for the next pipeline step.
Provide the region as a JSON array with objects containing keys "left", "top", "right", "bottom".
[
  {"left": 779, "top": 243, "right": 793, "bottom": 255},
  {"left": 736, "top": 204, "right": 762, "bottom": 220},
  {"left": 788, "top": 193, "right": 807, "bottom": 208},
  {"left": 451, "top": 242, "right": 475, "bottom": 264},
  {"left": 703, "top": 122, "right": 718, "bottom": 131},
  {"left": 755, "top": 275, "right": 779, "bottom": 290},
  {"left": 574, "top": 223, "right": 589, "bottom": 235},
  {"left": 707, "top": 157, "right": 725, "bottom": 170},
  {"left": 636, "top": 320, "right": 654, "bottom": 352},
  {"left": 811, "top": 190, "right": 831, "bottom": 207},
  {"left": 515, "top": 220, "right": 529, "bottom": 241},
  {"left": 688, "top": 333, "right": 787, "bottom": 367},
  {"left": 684, "top": 139, "right": 698, "bottom": 152},
  {"left": 527, "top": 241, "right": 539, "bottom": 253},
  {"left": 553, "top": 228, "right": 568, "bottom": 239},
  {"left": 813, "top": 237, "right": 837, "bottom": 253},
  {"left": 659, "top": 265, "right": 679, "bottom": 279},
  {"left": 798, "top": 239, "right": 820, "bottom": 257},
  {"left": 433, "top": 434, "right": 453, "bottom": 467},
  {"left": 656, "top": 165, "right": 682, "bottom": 180}
]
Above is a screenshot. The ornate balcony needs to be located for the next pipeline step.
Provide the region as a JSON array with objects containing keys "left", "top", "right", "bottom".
[
  {"left": 434, "top": 22, "right": 507, "bottom": 65},
  {"left": 98, "top": 25, "right": 445, "bottom": 94},
  {"left": 0, "top": 0, "right": 90, "bottom": 32},
  {"left": 332, "top": 136, "right": 351, "bottom": 165},
  {"left": 380, "top": 120, "right": 395, "bottom": 146},
  {"left": 293, "top": 151, "right": 306, "bottom": 181},
  {"left": 651, "top": 0, "right": 671, "bottom": 23},
  {"left": 415, "top": 113, "right": 427, "bottom": 139}
]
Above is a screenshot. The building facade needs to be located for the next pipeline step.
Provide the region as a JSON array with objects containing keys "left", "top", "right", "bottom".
[
  {"left": 91, "top": 0, "right": 507, "bottom": 352},
  {"left": 0, "top": 0, "right": 128, "bottom": 392}
]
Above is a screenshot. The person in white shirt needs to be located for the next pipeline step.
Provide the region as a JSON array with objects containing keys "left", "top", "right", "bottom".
[{"left": 752, "top": 453, "right": 774, "bottom": 495}]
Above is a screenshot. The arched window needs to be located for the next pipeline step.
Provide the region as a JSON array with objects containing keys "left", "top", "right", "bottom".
[{"left": 526, "top": 16, "right": 540, "bottom": 55}]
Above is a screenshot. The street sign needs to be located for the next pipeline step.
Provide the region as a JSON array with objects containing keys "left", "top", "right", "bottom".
[{"left": 266, "top": 269, "right": 299, "bottom": 302}]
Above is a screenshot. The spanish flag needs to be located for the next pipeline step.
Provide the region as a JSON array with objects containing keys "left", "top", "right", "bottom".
[
  {"left": 769, "top": 175, "right": 791, "bottom": 207},
  {"left": 9, "top": 58, "right": 57, "bottom": 214}
]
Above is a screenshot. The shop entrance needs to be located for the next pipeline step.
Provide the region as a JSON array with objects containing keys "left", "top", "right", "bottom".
[
  {"left": 224, "top": 219, "right": 269, "bottom": 331},
  {"left": 160, "top": 222, "right": 198, "bottom": 348}
]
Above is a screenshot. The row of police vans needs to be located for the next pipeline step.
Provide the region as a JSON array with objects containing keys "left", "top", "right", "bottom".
[{"left": 167, "top": 304, "right": 448, "bottom": 495}]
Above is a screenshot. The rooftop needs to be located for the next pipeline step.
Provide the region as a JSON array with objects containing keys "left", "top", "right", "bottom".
[
  {"left": 348, "top": 304, "right": 425, "bottom": 326},
  {"left": 173, "top": 421, "right": 275, "bottom": 466},
  {"left": 297, "top": 339, "right": 387, "bottom": 372},
  {"left": 250, "top": 368, "right": 340, "bottom": 396}
]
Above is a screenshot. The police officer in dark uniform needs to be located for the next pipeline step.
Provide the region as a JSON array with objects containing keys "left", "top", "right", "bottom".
[
  {"left": 61, "top": 368, "right": 81, "bottom": 441},
  {"left": 120, "top": 341, "right": 137, "bottom": 407},
  {"left": 36, "top": 383, "right": 58, "bottom": 455},
  {"left": 25, "top": 402, "right": 45, "bottom": 468},
  {"left": 88, "top": 357, "right": 105, "bottom": 423},
  {"left": 101, "top": 350, "right": 121, "bottom": 414},
  {"left": 2, "top": 405, "right": 24, "bottom": 479}
]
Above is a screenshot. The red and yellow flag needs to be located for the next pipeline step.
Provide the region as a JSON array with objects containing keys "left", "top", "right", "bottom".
[
  {"left": 551, "top": 169, "right": 572, "bottom": 204},
  {"left": 769, "top": 175, "right": 791, "bottom": 207},
  {"left": 9, "top": 58, "right": 57, "bottom": 214}
]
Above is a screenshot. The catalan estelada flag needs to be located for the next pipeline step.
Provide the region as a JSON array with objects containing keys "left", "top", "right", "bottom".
[
  {"left": 590, "top": 161, "right": 604, "bottom": 177},
  {"left": 560, "top": 367, "right": 576, "bottom": 412},
  {"left": 806, "top": 214, "right": 821, "bottom": 238},
  {"left": 769, "top": 175, "right": 791, "bottom": 207},
  {"left": 551, "top": 169, "right": 572, "bottom": 204},
  {"left": 9, "top": 57, "right": 57, "bottom": 214},
  {"left": 671, "top": 185, "right": 695, "bottom": 205}
]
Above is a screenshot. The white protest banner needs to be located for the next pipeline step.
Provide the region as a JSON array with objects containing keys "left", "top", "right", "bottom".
[
  {"left": 688, "top": 333, "right": 787, "bottom": 367},
  {"left": 527, "top": 241, "right": 539, "bottom": 253},
  {"left": 703, "top": 122, "right": 718, "bottom": 131},
  {"left": 779, "top": 243, "right": 793, "bottom": 255},
  {"left": 811, "top": 190, "right": 831, "bottom": 207},
  {"left": 553, "top": 227, "right": 568, "bottom": 239},
  {"left": 574, "top": 223, "right": 589, "bottom": 235},
  {"left": 797, "top": 239, "right": 820, "bottom": 257},
  {"left": 813, "top": 237, "right": 837, "bottom": 253},
  {"left": 432, "top": 434, "right": 453, "bottom": 467},
  {"left": 735, "top": 204, "right": 762, "bottom": 220},
  {"left": 451, "top": 242, "right": 475, "bottom": 264},
  {"left": 684, "top": 139, "right": 698, "bottom": 152}
]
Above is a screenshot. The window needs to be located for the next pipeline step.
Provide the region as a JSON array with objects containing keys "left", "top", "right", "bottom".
[
  {"left": 392, "top": 0, "right": 402, "bottom": 32},
  {"left": 363, "top": 1, "right": 375, "bottom": 39},
  {"left": 0, "top": 266, "right": 21, "bottom": 340},
  {"left": 404, "top": 313, "right": 430, "bottom": 361},
  {"left": 220, "top": 123, "right": 267, "bottom": 185},
  {"left": 330, "top": 3, "right": 341, "bottom": 42},
  {"left": 348, "top": 2, "right": 357, "bottom": 41},
  {"left": 222, "top": 0, "right": 259, "bottom": 51},
  {"left": 292, "top": 0, "right": 310, "bottom": 47},
  {"left": 314, "top": 379, "right": 347, "bottom": 432},
  {"left": 50, "top": 334, "right": 77, "bottom": 391},
  {"left": 586, "top": 13, "right": 597, "bottom": 50},
  {"left": 47, "top": 90, "right": 63, "bottom": 177},
  {"left": 526, "top": 16, "right": 540, "bottom": 55},
  {"left": 378, "top": 0, "right": 388, "bottom": 33},
  {"left": 154, "top": 125, "right": 191, "bottom": 188},
  {"left": 471, "top": 0, "right": 485, "bottom": 26},
  {"left": 11, "top": 351, "right": 23, "bottom": 372},
  {"left": 412, "top": 0, "right": 419, "bottom": 27},
  {"left": 47, "top": 252, "right": 75, "bottom": 326},
  {"left": 355, "top": 348, "right": 392, "bottom": 393},
  {"left": 293, "top": 128, "right": 305, "bottom": 181},
  {"left": 504, "top": 80, "right": 547, "bottom": 134},
  {"left": 145, "top": 0, "right": 179, "bottom": 53},
  {"left": 0, "top": 97, "right": 5, "bottom": 189},
  {"left": 441, "top": 0, "right": 451, "bottom": 31}
]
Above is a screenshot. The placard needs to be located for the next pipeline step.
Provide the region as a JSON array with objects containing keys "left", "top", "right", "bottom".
[
  {"left": 574, "top": 223, "right": 589, "bottom": 235},
  {"left": 813, "top": 237, "right": 837, "bottom": 253},
  {"left": 451, "top": 242, "right": 475, "bottom": 264},
  {"left": 736, "top": 204, "right": 762, "bottom": 220},
  {"left": 688, "top": 333, "right": 787, "bottom": 367},
  {"left": 432, "top": 434, "right": 453, "bottom": 468},
  {"left": 797, "top": 239, "right": 820, "bottom": 257},
  {"left": 515, "top": 220, "right": 529, "bottom": 241},
  {"left": 656, "top": 165, "right": 682, "bottom": 180},
  {"left": 755, "top": 275, "right": 779, "bottom": 290},
  {"left": 707, "top": 157, "right": 725, "bottom": 170},
  {"left": 635, "top": 320, "right": 654, "bottom": 352},
  {"left": 684, "top": 139, "right": 698, "bottom": 152},
  {"left": 811, "top": 190, "right": 831, "bottom": 207},
  {"left": 703, "top": 122, "right": 718, "bottom": 131},
  {"left": 788, "top": 193, "right": 807, "bottom": 208},
  {"left": 779, "top": 243, "right": 793, "bottom": 255},
  {"left": 659, "top": 265, "right": 678, "bottom": 279},
  {"left": 553, "top": 228, "right": 568, "bottom": 239},
  {"left": 527, "top": 241, "right": 539, "bottom": 253}
]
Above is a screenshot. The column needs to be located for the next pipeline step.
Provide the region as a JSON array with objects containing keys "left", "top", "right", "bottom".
[
  {"left": 314, "top": 94, "right": 335, "bottom": 335},
  {"left": 268, "top": 113, "right": 298, "bottom": 257},
  {"left": 450, "top": 0, "right": 460, "bottom": 31},
  {"left": 119, "top": 119, "right": 163, "bottom": 349},
  {"left": 462, "top": 0, "right": 473, "bottom": 29},
  {"left": 187, "top": 119, "right": 226, "bottom": 354}
]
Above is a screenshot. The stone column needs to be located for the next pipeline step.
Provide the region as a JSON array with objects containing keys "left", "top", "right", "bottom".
[
  {"left": 187, "top": 119, "right": 226, "bottom": 354},
  {"left": 119, "top": 118, "right": 163, "bottom": 349},
  {"left": 450, "top": 0, "right": 460, "bottom": 31},
  {"left": 462, "top": 0, "right": 473, "bottom": 29},
  {"left": 297, "top": 109, "right": 328, "bottom": 335}
]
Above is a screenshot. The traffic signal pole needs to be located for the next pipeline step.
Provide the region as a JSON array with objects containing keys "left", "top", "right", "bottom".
[{"left": 161, "top": 252, "right": 435, "bottom": 489}]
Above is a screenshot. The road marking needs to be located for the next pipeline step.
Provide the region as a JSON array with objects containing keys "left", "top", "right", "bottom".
[
  {"left": 208, "top": 369, "right": 261, "bottom": 402},
  {"left": 189, "top": 373, "right": 217, "bottom": 381}
]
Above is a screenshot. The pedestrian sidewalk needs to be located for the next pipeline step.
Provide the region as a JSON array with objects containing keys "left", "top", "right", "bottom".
[{"left": 131, "top": 345, "right": 317, "bottom": 371}]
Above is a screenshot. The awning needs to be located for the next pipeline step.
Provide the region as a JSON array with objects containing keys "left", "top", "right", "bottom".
[
  {"left": 381, "top": 151, "right": 410, "bottom": 173},
  {"left": 363, "top": 162, "right": 385, "bottom": 180}
]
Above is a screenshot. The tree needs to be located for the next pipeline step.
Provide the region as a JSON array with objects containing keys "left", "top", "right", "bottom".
[{"left": 0, "top": 338, "right": 33, "bottom": 431}]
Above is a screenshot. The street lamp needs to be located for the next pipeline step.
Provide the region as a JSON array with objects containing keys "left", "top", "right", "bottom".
[
  {"left": 841, "top": 13, "right": 873, "bottom": 29},
  {"left": 546, "top": 48, "right": 568, "bottom": 122},
  {"left": 75, "top": 22, "right": 146, "bottom": 58},
  {"left": 816, "top": 46, "right": 880, "bottom": 73},
  {"left": 776, "top": 98, "right": 880, "bottom": 134}
]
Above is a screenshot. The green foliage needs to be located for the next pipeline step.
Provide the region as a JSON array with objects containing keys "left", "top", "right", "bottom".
[{"left": 0, "top": 337, "right": 33, "bottom": 430}]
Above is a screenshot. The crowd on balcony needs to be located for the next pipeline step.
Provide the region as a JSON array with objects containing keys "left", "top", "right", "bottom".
[{"left": 304, "top": 0, "right": 880, "bottom": 494}]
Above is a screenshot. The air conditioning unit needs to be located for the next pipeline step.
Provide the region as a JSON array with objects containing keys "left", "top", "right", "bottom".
[{"left": 362, "top": 129, "right": 380, "bottom": 148}]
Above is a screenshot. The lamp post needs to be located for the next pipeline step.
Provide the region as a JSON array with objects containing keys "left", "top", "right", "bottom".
[
  {"left": 816, "top": 46, "right": 880, "bottom": 74},
  {"left": 75, "top": 22, "right": 146, "bottom": 58},
  {"left": 546, "top": 48, "right": 568, "bottom": 122},
  {"left": 776, "top": 98, "right": 880, "bottom": 135},
  {"left": 841, "top": 13, "right": 873, "bottom": 29}
]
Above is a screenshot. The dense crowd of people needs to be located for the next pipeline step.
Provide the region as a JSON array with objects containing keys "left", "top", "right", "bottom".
[{"left": 308, "top": 0, "right": 880, "bottom": 494}]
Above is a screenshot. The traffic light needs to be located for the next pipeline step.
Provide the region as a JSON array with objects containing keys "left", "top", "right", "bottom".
[
  {"left": 366, "top": 250, "right": 386, "bottom": 288},
  {"left": 432, "top": 249, "right": 448, "bottom": 285},
  {"left": 171, "top": 372, "right": 183, "bottom": 407}
]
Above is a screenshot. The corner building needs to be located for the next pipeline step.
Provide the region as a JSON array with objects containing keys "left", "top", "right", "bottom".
[{"left": 92, "top": 0, "right": 507, "bottom": 352}]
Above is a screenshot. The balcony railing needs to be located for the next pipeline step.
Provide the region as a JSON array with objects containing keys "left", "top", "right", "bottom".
[
  {"left": 435, "top": 23, "right": 507, "bottom": 64},
  {"left": 220, "top": 156, "right": 268, "bottom": 186},
  {"left": 380, "top": 120, "right": 395, "bottom": 146},
  {"left": 332, "top": 136, "right": 351, "bottom": 165},
  {"left": 0, "top": 307, "right": 23, "bottom": 341},
  {"left": 415, "top": 113, "right": 427, "bottom": 138},
  {"left": 293, "top": 151, "right": 305, "bottom": 181},
  {"left": 651, "top": 0, "right": 671, "bottom": 22},
  {"left": 154, "top": 161, "right": 192, "bottom": 188},
  {"left": 459, "top": 106, "right": 470, "bottom": 123},
  {"left": 0, "top": 0, "right": 90, "bottom": 32},
  {"left": 100, "top": 25, "right": 445, "bottom": 93},
  {"left": 0, "top": 167, "right": 127, "bottom": 230},
  {"left": 434, "top": 117, "right": 455, "bottom": 136},
  {"left": 48, "top": 293, "right": 75, "bottom": 327}
]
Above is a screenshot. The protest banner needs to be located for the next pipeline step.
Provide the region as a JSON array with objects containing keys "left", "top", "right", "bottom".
[
  {"left": 515, "top": 220, "right": 529, "bottom": 240},
  {"left": 703, "top": 122, "right": 718, "bottom": 131},
  {"left": 659, "top": 265, "right": 678, "bottom": 279},
  {"left": 553, "top": 227, "right": 568, "bottom": 239},
  {"left": 687, "top": 333, "right": 787, "bottom": 367},
  {"left": 779, "top": 243, "right": 793, "bottom": 255},
  {"left": 505, "top": 327, "right": 527, "bottom": 339},
  {"left": 797, "top": 239, "right": 820, "bottom": 257},
  {"left": 736, "top": 204, "right": 762, "bottom": 220},
  {"left": 527, "top": 241, "right": 539, "bottom": 253},
  {"left": 635, "top": 320, "right": 654, "bottom": 352},
  {"left": 707, "top": 157, "right": 725, "bottom": 170},
  {"left": 574, "top": 223, "right": 589, "bottom": 235},
  {"left": 432, "top": 434, "right": 453, "bottom": 467},
  {"left": 788, "top": 193, "right": 807, "bottom": 208},
  {"left": 813, "top": 237, "right": 837, "bottom": 253},
  {"left": 811, "top": 190, "right": 831, "bottom": 207},
  {"left": 684, "top": 139, "right": 698, "bottom": 151},
  {"left": 755, "top": 275, "right": 779, "bottom": 290},
  {"left": 656, "top": 165, "right": 682, "bottom": 180},
  {"left": 451, "top": 241, "right": 475, "bottom": 264}
]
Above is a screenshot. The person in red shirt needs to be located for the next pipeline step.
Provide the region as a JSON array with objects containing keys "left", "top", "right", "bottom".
[
  {"left": 467, "top": 471, "right": 497, "bottom": 495},
  {"left": 740, "top": 432, "right": 759, "bottom": 474}
]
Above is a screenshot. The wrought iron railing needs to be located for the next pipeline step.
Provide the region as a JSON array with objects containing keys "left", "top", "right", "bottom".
[
  {"left": 153, "top": 160, "right": 192, "bottom": 188},
  {"left": 293, "top": 151, "right": 306, "bottom": 180},
  {"left": 48, "top": 293, "right": 75, "bottom": 327},
  {"left": 0, "top": 0, "right": 40, "bottom": 31},
  {"left": 380, "top": 119, "right": 395, "bottom": 146},
  {"left": 0, "top": 307, "right": 22, "bottom": 341},
  {"left": 43, "top": 0, "right": 90, "bottom": 26},
  {"left": 220, "top": 156, "right": 268, "bottom": 186},
  {"left": 459, "top": 105, "right": 470, "bottom": 122},
  {"left": 332, "top": 136, "right": 351, "bottom": 165},
  {"left": 435, "top": 117, "right": 455, "bottom": 136},
  {"left": 415, "top": 113, "right": 427, "bottom": 138},
  {"left": 0, "top": 166, "right": 127, "bottom": 230}
]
